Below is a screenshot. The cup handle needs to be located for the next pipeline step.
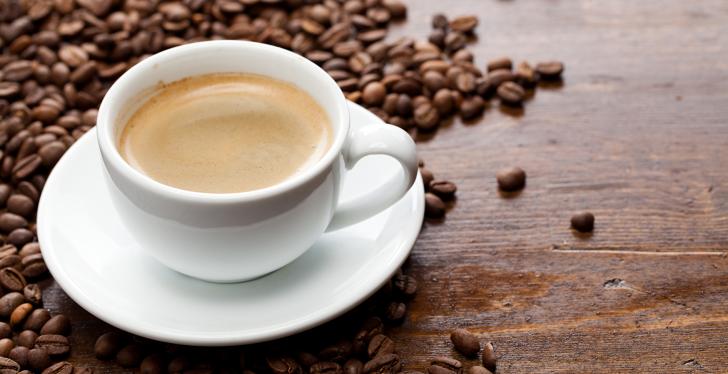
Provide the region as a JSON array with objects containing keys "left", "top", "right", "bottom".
[{"left": 326, "top": 124, "right": 418, "bottom": 232}]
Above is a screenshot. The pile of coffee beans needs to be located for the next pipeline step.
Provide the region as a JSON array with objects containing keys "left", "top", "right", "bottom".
[{"left": 0, "top": 0, "right": 570, "bottom": 371}]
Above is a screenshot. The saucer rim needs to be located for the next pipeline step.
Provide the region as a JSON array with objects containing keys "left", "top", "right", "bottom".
[{"left": 38, "top": 102, "right": 424, "bottom": 346}]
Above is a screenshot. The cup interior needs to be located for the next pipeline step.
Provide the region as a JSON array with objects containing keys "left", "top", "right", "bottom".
[{"left": 97, "top": 40, "right": 348, "bottom": 199}]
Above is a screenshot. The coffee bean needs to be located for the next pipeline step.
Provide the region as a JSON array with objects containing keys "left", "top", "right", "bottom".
[
  {"left": 450, "top": 329, "right": 480, "bottom": 357},
  {"left": 487, "top": 69, "right": 515, "bottom": 87},
  {"left": 0, "top": 83, "right": 20, "bottom": 98},
  {"left": 16, "top": 182, "right": 39, "bottom": 203},
  {"left": 28, "top": 348, "right": 51, "bottom": 371},
  {"left": 40, "top": 315, "right": 70, "bottom": 336},
  {"left": 319, "top": 23, "right": 352, "bottom": 50},
  {"left": 428, "top": 29, "right": 446, "bottom": 49},
  {"left": 487, "top": 57, "right": 512, "bottom": 72},
  {"left": 460, "top": 96, "right": 485, "bottom": 120},
  {"left": 0, "top": 268, "right": 27, "bottom": 292},
  {"left": 0, "top": 185, "right": 11, "bottom": 207},
  {"left": 362, "top": 82, "right": 386, "bottom": 106},
  {"left": 449, "top": 16, "right": 478, "bottom": 33},
  {"left": 0, "top": 339, "right": 14, "bottom": 357},
  {"left": 571, "top": 212, "right": 595, "bottom": 233},
  {"left": 2, "top": 60, "right": 34, "bottom": 82},
  {"left": 384, "top": 302, "right": 406, "bottom": 322},
  {"left": 0, "top": 213, "right": 28, "bottom": 233},
  {"left": 515, "top": 62, "right": 538, "bottom": 88},
  {"left": 425, "top": 193, "right": 446, "bottom": 219},
  {"left": 17, "top": 330, "right": 37, "bottom": 348},
  {"left": 452, "top": 50, "right": 474, "bottom": 63},
  {"left": 116, "top": 343, "right": 144, "bottom": 367},
  {"left": 444, "top": 32, "right": 467, "bottom": 52},
  {"left": 8, "top": 228, "right": 34, "bottom": 249},
  {"left": 344, "top": 359, "right": 363, "bottom": 374},
  {"left": 0, "top": 323, "right": 9, "bottom": 340},
  {"left": 0, "top": 255, "right": 21, "bottom": 271},
  {"left": 19, "top": 243, "right": 40, "bottom": 258},
  {"left": 310, "top": 361, "right": 342, "bottom": 374},
  {"left": 167, "top": 356, "right": 191, "bottom": 373},
  {"left": 422, "top": 71, "right": 446, "bottom": 93},
  {"left": 392, "top": 273, "right": 418, "bottom": 297},
  {"left": 432, "top": 14, "right": 449, "bottom": 29},
  {"left": 35, "top": 334, "right": 70, "bottom": 356},
  {"left": 266, "top": 356, "right": 301, "bottom": 374},
  {"left": 367, "top": 334, "right": 395, "bottom": 358},
  {"left": 296, "top": 352, "right": 319, "bottom": 368},
  {"left": 140, "top": 353, "right": 166, "bottom": 374},
  {"left": 353, "top": 317, "right": 384, "bottom": 354},
  {"left": 6, "top": 194, "right": 34, "bottom": 218},
  {"left": 455, "top": 73, "right": 477, "bottom": 94},
  {"left": 0, "top": 357, "right": 19, "bottom": 371},
  {"left": 467, "top": 366, "right": 493, "bottom": 374},
  {"left": 318, "top": 340, "right": 352, "bottom": 362},
  {"left": 482, "top": 342, "right": 496, "bottom": 372},
  {"left": 41, "top": 361, "right": 72, "bottom": 374},
  {"left": 9, "top": 346, "right": 28, "bottom": 367},
  {"left": 430, "top": 357, "right": 462, "bottom": 374},
  {"left": 414, "top": 103, "right": 439, "bottom": 131},
  {"left": 497, "top": 81, "right": 525, "bottom": 105},
  {"left": 0, "top": 293, "right": 25, "bottom": 318},
  {"left": 535, "top": 61, "right": 564, "bottom": 79},
  {"left": 430, "top": 180, "right": 457, "bottom": 200},
  {"left": 22, "top": 308, "right": 50, "bottom": 332},
  {"left": 21, "top": 253, "right": 47, "bottom": 278},
  {"left": 496, "top": 167, "right": 526, "bottom": 192},
  {"left": 12, "top": 154, "right": 42, "bottom": 181},
  {"left": 363, "top": 354, "right": 400, "bottom": 374},
  {"left": 94, "top": 332, "right": 125, "bottom": 360},
  {"left": 9, "top": 304, "right": 33, "bottom": 330},
  {"left": 23, "top": 284, "right": 42, "bottom": 306}
]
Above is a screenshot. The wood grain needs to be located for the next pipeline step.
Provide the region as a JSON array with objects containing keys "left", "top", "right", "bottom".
[{"left": 40, "top": 0, "right": 728, "bottom": 373}]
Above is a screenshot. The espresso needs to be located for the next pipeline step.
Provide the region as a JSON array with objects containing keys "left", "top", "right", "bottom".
[{"left": 119, "top": 73, "right": 333, "bottom": 193}]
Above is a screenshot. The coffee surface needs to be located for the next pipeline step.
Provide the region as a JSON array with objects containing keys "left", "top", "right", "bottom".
[{"left": 119, "top": 73, "right": 332, "bottom": 193}]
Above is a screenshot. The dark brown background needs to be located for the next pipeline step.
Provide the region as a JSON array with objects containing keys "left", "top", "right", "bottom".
[{"left": 43, "top": 0, "right": 728, "bottom": 372}]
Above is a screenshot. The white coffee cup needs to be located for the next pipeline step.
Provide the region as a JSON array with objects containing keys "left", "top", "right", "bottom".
[{"left": 96, "top": 41, "right": 418, "bottom": 283}]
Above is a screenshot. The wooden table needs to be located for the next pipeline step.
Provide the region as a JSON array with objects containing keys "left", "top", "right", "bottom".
[{"left": 43, "top": 0, "right": 728, "bottom": 372}]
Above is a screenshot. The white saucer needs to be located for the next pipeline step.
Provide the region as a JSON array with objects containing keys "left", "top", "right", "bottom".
[{"left": 37, "top": 102, "right": 424, "bottom": 346}]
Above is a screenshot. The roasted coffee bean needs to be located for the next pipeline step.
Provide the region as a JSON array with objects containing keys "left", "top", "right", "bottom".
[
  {"left": 0, "top": 357, "right": 19, "bottom": 371},
  {"left": 35, "top": 334, "right": 70, "bottom": 356},
  {"left": 449, "top": 16, "right": 478, "bottom": 33},
  {"left": 432, "top": 14, "right": 449, "bottom": 29},
  {"left": 363, "top": 354, "right": 401, "bottom": 374},
  {"left": 430, "top": 181, "right": 457, "bottom": 200},
  {"left": 468, "top": 366, "right": 493, "bottom": 374},
  {"left": 392, "top": 273, "right": 418, "bottom": 297},
  {"left": 23, "top": 308, "right": 50, "bottom": 332},
  {"left": 497, "top": 81, "right": 525, "bottom": 105},
  {"left": 444, "top": 32, "right": 466, "bottom": 52},
  {"left": 318, "top": 340, "right": 352, "bottom": 362},
  {"left": 487, "top": 69, "right": 515, "bottom": 87},
  {"left": 571, "top": 212, "right": 595, "bottom": 233},
  {"left": 28, "top": 348, "right": 51, "bottom": 371},
  {"left": 116, "top": 344, "right": 144, "bottom": 367},
  {"left": 0, "top": 255, "right": 21, "bottom": 271},
  {"left": 353, "top": 317, "right": 384, "bottom": 354},
  {"left": 309, "top": 361, "right": 341, "bottom": 374},
  {"left": 362, "top": 82, "right": 386, "bottom": 106},
  {"left": 167, "top": 355, "right": 191, "bottom": 373},
  {"left": 344, "top": 359, "right": 363, "bottom": 374},
  {"left": 414, "top": 103, "right": 439, "bottom": 131},
  {"left": 0, "top": 213, "right": 28, "bottom": 233},
  {"left": 515, "top": 62, "right": 538, "bottom": 88},
  {"left": 17, "top": 330, "right": 37, "bottom": 348},
  {"left": 0, "top": 339, "right": 14, "bottom": 357},
  {"left": 6, "top": 194, "right": 34, "bottom": 218},
  {"left": 452, "top": 49, "right": 474, "bottom": 63},
  {"left": 94, "top": 332, "right": 125, "bottom": 360},
  {"left": 482, "top": 342, "right": 496, "bottom": 372},
  {"left": 21, "top": 254, "right": 46, "bottom": 279},
  {"left": 16, "top": 182, "right": 39, "bottom": 203},
  {"left": 450, "top": 329, "right": 480, "bottom": 356},
  {"left": 9, "top": 346, "right": 28, "bottom": 367},
  {"left": 535, "top": 61, "right": 564, "bottom": 79},
  {"left": 455, "top": 73, "right": 477, "bottom": 94},
  {"left": 296, "top": 351, "right": 319, "bottom": 368},
  {"left": 40, "top": 315, "right": 70, "bottom": 336},
  {"left": 19, "top": 243, "right": 40, "bottom": 258},
  {"left": 460, "top": 96, "right": 485, "bottom": 119},
  {"left": 8, "top": 229, "right": 34, "bottom": 247},
  {"left": 0, "top": 293, "right": 25, "bottom": 318},
  {"left": 41, "top": 360, "right": 72, "bottom": 374},
  {"left": 430, "top": 357, "right": 462, "bottom": 374},
  {"left": 140, "top": 353, "right": 165, "bottom": 374},
  {"left": 422, "top": 71, "right": 446, "bottom": 93},
  {"left": 420, "top": 169, "right": 434, "bottom": 191},
  {"left": 428, "top": 29, "right": 446, "bottom": 49},
  {"left": 12, "top": 154, "right": 42, "bottom": 181},
  {"left": 267, "top": 356, "right": 301, "bottom": 374},
  {"left": 0, "top": 185, "right": 11, "bottom": 207},
  {"left": 425, "top": 193, "right": 446, "bottom": 219},
  {"left": 431, "top": 89, "right": 454, "bottom": 115},
  {"left": 367, "top": 334, "right": 395, "bottom": 358},
  {"left": 384, "top": 302, "right": 406, "bottom": 321},
  {"left": 496, "top": 167, "right": 526, "bottom": 192},
  {"left": 38, "top": 141, "right": 67, "bottom": 167},
  {"left": 0, "top": 268, "right": 26, "bottom": 292},
  {"left": 487, "top": 57, "right": 513, "bottom": 72},
  {"left": 23, "top": 284, "right": 42, "bottom": 306}
]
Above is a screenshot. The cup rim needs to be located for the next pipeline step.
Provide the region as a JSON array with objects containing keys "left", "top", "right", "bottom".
[{"left": 96, "top": 40, "right": 349, "bottom": 204}]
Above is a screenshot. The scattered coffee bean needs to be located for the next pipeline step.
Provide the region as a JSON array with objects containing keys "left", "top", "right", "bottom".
[
  {"left": 344, "top": 359, "right": 363, "bottom": 374},
  {"left": 0, "top": 267, "right": 27, "bottom": 292},
  {"left": 6, "top": 194, "right": 34, "bottom": 218},
  {"left": 10, "top": 302, "right": 33, "bottom": 328},
  {"left": 94, "top": 332, "right": 124, "bottom": 360},
  {"left": 167, "top": 356, "right": 191, "bottom": 373},
  {"left": 430, "top": 357, "right": 462, "bottom": 374},
  {"left": 28, "top": 347, "right": 51, "bottom": 371},
  {"left": 353, "top": 317, "right": 384, "bottom": 354},
  {"left": 40, "top": 315, "right": 71, "bottom": 336},
  {"left": 571, "top": 212, "right": 595, "bottom": 233},
  {"left": 363, "top": 82, "right": 387, "bottom": 106},
  {"left": 497, "top": 81, "right": 526, "bottom": 106},
  {"left": 482, "top": 342, "right": 496, "bottom": 373},
  {"left": 0, "top": 338, "right": 14, "bottom": 357},
  {"left": 23, "top": 284, "right": 42, "bottom": 306},
  {"left": 319, "top": 339, "right": 353, "bottom": 362},
  {"left": 460, "top": 96, "right": 485, "bottom": 119},
  {"left": 116, "top": 344, "right": 144, "bottom": 367},
  {"left": 363, "top": 353, "right": 401, "bottom": 374},
  {"left": 425, "top": 193, "right": 446, "bottom": 219},
  {"left": 450, "top": 329, "right": 480, "bottom": 357},
  {"left": 487, "top": 57, "right": 513, "bottom": 72},
  {"left": 35, "top": 334, "right": 70, "bottom": 356},
  {"left": 0, "top": 357, "right": 20, "bottom": 371},
  {"left": 0, "top": 323, "right": 9, "bottom": 340},
  {"left": 310, "top": 361, "right": 342, "bottom": 374},
  {"left": 384, "top": 302, "right": 406, "bottom": 322},
  {"left": 368, "top": 334, "right": 395, "bottom": 358},
  {"left": 296, "top": 352, "right": 319, "bottom": 368},
  {"left": 17, "top": 330, "right": 37, "bottom": 348},
  {"left": 9, "top": 346, "right": 29, "bottom": 368},
  {"left": 429, "top": 180, "right": 457, "bottom": 201},
  {"left": 535, "top": 61, "right": 564, "bottom": 79},
  {"left": 449, "top": 16, "right": 478, "bottom": 34},
  {"left": 496, "top": 167, "right": 526, "bottom": 192},
  {"left": 23, "top": 308, "right": 50, "bottom": 332},
  {"left": 266, "top": 355, "right": 301, "bottom": 374},
  {"left": 41, "top": 361, "right": 72, "bottom": 374}
]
